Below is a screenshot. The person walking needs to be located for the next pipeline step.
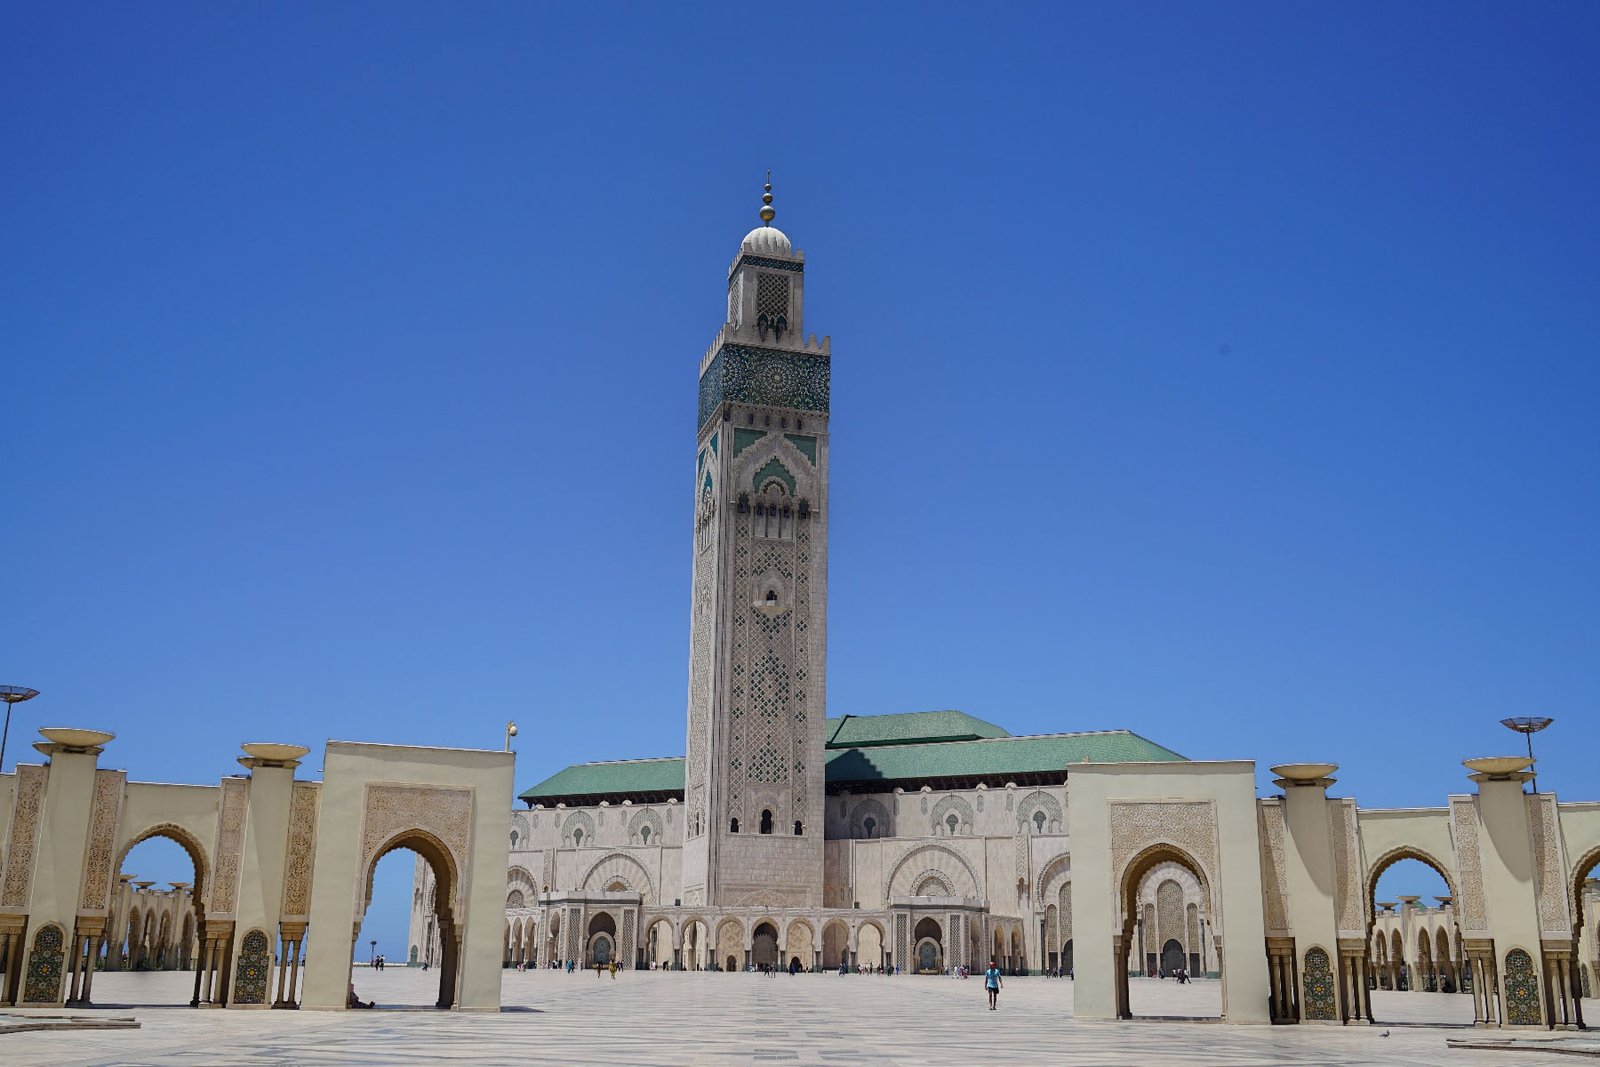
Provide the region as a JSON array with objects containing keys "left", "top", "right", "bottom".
[{"left": 984, "top": 959, "right": 1003, "bottom": 1010}]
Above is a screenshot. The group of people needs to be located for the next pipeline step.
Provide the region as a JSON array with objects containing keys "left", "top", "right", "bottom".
[{"left": 1149, "top": 966, "right": 1192, "bottom": 984}]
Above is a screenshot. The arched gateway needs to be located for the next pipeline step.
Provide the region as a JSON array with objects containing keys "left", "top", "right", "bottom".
[{"left": 0, "top": 730, "right": 512, "bottom": 1012}]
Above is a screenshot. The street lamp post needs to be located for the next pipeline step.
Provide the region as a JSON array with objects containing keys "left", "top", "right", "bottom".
[
  {"left": 505, "top": 721, "right": 518, "bottom": 752},
  {"left": 1500, "top": 716, "right": 1555, "bottom": 793},
  {"left": 0, "top": 686, "right": 40, "bottom": 775},
  {"left": 370, "top": 939, "right": 377, "bottom": 968}
]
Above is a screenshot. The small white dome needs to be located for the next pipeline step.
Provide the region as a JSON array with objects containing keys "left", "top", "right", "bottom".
[{"left": 741, "top": 225, "right": 792, "bottom": 256}]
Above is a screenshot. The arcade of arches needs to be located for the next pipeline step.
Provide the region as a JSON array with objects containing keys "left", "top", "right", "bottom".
[
  {"left": 0, "top": 731, "right": 512, "bottom": 1011},
  {"left": 3, "top": 730, "right": 1598, "bottom": 1028}
]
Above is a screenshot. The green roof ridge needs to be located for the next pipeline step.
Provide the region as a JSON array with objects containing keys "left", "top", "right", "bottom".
[{"left": 518, "top": 726, "right": 1185, "bottom": 803}]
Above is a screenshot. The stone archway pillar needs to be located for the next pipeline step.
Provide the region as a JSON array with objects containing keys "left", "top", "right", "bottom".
[
  {"left": 1465, "top": 941, "right": 1498, "bottom": 1026},
  {"left": 300, "top": 743, "right": 514, "bottom": 1011},
  {"left": 436, "top": 917, "right": 459, "bottom": 1008},
  {"left": 0, "top": 920, "right": 24, "bottom": 1005}
]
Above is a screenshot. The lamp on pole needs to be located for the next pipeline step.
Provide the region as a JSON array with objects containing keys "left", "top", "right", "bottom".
[
  {"left": 0, "top": 686, "right": 40, "bottom": 775},
  {"left": 1500, "top": 716, "right": 1554, "bottom": 793},
  {"left": 370, "top": 939, "right": 377, "bottom": 967},
  {"left": 504, "top": 721, "right": 518, "bottom": 752}
]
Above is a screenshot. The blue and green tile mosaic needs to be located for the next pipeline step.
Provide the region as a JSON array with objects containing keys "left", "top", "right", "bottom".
[
  {"left": 752, "top": 457, "right": 797, "bottom": 494},
  {"left": 699, "top": 344, "right": 830, "bottom": 429},
  {"left": 733, "top": 428, "right": 766, "bottom": 457},
  {"left": 1503, "top": 948, "right": 1542, "bottom": 1025},
  {"left": 731, "top": 254, "right": 803, "bottom": 276},
  {"left": 785, "top": 433, "right": 817, "bottom": 465}
]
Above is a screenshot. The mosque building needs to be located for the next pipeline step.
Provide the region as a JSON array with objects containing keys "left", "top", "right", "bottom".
[
  {"left": 2, "top": 186, "right": 1595, "bottom": 1024},
  {"left": 408, "top": 183, "right": 1216, "bottom": 978}
]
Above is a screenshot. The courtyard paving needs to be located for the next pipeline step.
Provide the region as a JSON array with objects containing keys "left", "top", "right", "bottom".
[{"left": 3, "top": 969, "right": 1594, "bottom": 1065}]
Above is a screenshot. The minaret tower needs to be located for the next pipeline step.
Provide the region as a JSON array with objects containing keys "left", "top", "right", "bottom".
[{"left": 681, "top": 180, "right": 829, "bottom": 908}]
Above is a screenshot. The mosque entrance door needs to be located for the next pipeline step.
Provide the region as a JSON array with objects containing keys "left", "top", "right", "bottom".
[
  {"left": 592, "top": 935, "right": 613, "bottom": 967},
  {"left": 1161, "top": 939, "right": 1185, "bottom": 976},
  {"left": 752, "top": 923, "right": 779, "bottom": 970},
  {"left": 917, "top": 940, "right": 939, "bottom": 973}
]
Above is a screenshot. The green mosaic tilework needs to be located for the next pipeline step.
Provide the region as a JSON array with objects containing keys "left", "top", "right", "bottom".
[
  {"left": 1302, "top": 947, "right": 1337, "bottom": 1020},
  {"left": 785, "top": 434, "right": 817, "bottom": 465},
  {"left": 733, "top": 254, "right": 804, "bottom": 274},
  {"left": 23, "top": 923, "right": 65, "bottom": 1004},
  {"left": 733, "top": 428, "right": 766, "bottom": 456},
  {"left": 698, "top": 344, "right": 830, "bottom": 429},
  {"left": 232, "top": 929, "right": 272, "bottom": 1005},
  {"left": 751, "top": 457, "right": 796, "bottom": 494},
  {"left": 1502, "top": 948, "right": 1542, "bottom": 1024},
  {"left": 709, "top": 431, "right": 718, "bottom": 455}
]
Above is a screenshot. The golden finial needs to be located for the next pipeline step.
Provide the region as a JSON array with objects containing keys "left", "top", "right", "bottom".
[{"left": 759, "top": 171, "right": 775, "bottom": 224}]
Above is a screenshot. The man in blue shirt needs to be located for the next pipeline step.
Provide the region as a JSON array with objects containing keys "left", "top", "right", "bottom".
[{"left": 985, "top": 959, "right": 1003, "bottom": 1010}]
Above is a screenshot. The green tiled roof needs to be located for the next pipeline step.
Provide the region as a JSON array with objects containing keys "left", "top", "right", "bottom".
[
  {"left": 520, "top": 757, "right": 685, "bottom": 803},
  {"left": 823, "top": 731, "right": 1184, "bottom": 788},
  {"left": 824, "top": 710, "right": 1009, "bottom": 748},
  {"left": 518, "top": 716, "right": 1185, "bottom": 805}
]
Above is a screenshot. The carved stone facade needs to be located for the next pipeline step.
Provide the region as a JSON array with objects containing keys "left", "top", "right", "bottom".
[
  {"left": 280, "top": 781, "right": 321, "bottom": 918},
  {"left": 360, "top": 785, "right": 473, "bottom": 907},
  {"left": 209, "top": 777, "right": 249, "bottom": 916},
  {"left": 1, "top": 765, "right": 46, "bottom": 909}
]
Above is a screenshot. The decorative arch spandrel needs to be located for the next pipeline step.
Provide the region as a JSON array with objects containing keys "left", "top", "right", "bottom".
[{"left": 358, "top": 784, "right": 473, "bottom": 912}]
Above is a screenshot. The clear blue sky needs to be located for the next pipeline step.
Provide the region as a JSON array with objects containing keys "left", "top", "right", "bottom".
[{"left": 5, "top": 3, "right": 1596, "bottom": 965}]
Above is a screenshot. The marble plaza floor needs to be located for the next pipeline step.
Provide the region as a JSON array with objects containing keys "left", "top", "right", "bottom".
[{"left": 4, "top": 968, "right": 1596, "bottom": 1066}]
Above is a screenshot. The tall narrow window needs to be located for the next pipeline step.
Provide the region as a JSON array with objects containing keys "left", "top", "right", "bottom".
[
  {"left": 759, "top": 809, "right": 774, "bottom": 835},
  {"left": 730, "top": 818, "right": 740, "bottom": 834},
  {"left": 793, "top": 821, "right": 803, "bottom": 836}
]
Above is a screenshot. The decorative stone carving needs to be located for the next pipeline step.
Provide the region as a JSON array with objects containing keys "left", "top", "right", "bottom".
[
  {"left": 579, "top": 852, "right": 656, "bottom": 904},
  {"left": 560, "top": 810, "right": 596, "bottom": 848},
  {"left": 1, "top": 765, "right": 47, "bottom": 908},
  {"left": 884, "top": 844, "right": 980, "bottom": 903},
  {"left": 1450, "top": 797, "right": 1490, "bottom": 934},
  {"left": 359, "top": 784, "right": 473, "bottom": 907},
  {"left": 1157, "top": 879, "right": 1184, "bottom": 955},
  {"left": 929, "top": 795, "right": 974, "bottom": 836},
  {"left": 78, "top": 769, "right": 126, "bottom": 911},
  {"left": 626, "top": 808, "right": 664, "bottom": 846},
  {"left": 209, "top": 777, "right": 250, "bottom": 915},
  {"left": 1108, "top": 800, "right": 1217, "bottom": 921},
  {"left": 232, "top": 928, "right": 272, "bottom": 1004},
  {"left": 1259, "top": 801, "right": 1290, "bottom": 935},
  {"left": 1526, "top": 795, "right": 1570, "bottom": 936},
  {"left": 1327, "top": 799, "right": 1363, "bottom": 936},
  {"left": 849, "top": 798, "right": 890, "bottom": 840},
  {"left": 1035, "top": 853, "right": 1071, "bottom": 910},
  {"left": 280, "top": 782, "right": 320, "bottom": 918},
  {"left": 1015, "top": 790, "right": 1063, "bottom": 834},
  {"left": 1302, "top": 946, "right": 1337, "bottom": 1020}
]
